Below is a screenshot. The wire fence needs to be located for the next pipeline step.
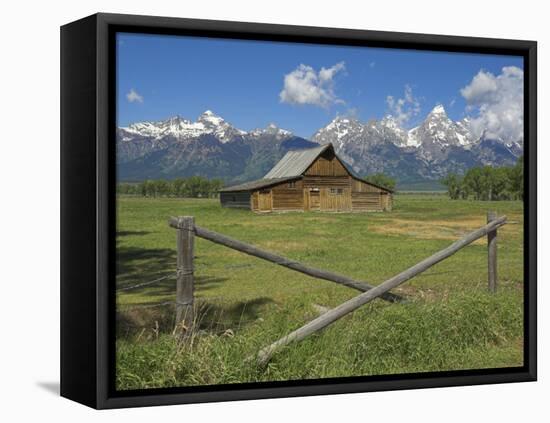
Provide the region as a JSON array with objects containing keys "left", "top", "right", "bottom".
[
  {"left": 116, "top": 272, "right": 178, "bottom": 292},
  {"left": 115, "top": 247, "right": 522, "bottom": 316},
  {"left": 115, "top": 257, "right": 523, "bottom": 296}
]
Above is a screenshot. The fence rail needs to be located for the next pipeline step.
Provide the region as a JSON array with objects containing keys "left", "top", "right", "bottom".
[
  {"left": 168, "top": 218, "right": 404, "bottom": 303},
  {"left": 254, "top": 214, "right": 507, "bottom": 365},
  {"left": 163, "top": 212, "right": 505, "bottom": 357}
]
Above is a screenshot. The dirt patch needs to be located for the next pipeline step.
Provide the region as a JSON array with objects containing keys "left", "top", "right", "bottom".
[
  {"left": 370, "top": 216, "right": 520, "bottom": 243},
  {"left": 395, "top": 284, "right": 451, "bottom": 302},
  {"left": 262, "top": 240, "right": 306, "bottom": 252}
]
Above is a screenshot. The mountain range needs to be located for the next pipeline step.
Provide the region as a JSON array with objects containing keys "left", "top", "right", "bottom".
[{"left": 117, "top": 107, "right": 522, "bottom": 189}]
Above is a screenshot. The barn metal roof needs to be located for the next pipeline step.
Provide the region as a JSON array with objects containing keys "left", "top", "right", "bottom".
[
  {"left": 263, "top": 144, "right": 331, "bottom": 178},
  {"left": 219, "top": 176, "right": 300, "bottom": 192}
]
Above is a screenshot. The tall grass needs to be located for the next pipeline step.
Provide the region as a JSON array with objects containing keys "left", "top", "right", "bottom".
[
  {"left": 116, "top": 287, "right": 522, "bottom": 390},
  {"left": 115, "top": 194, "right": 524, "bottom": 390}
]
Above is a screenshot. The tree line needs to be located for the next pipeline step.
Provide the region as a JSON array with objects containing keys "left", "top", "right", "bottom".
[
  {"left": 363, "top": 173, "right": 397, "bottom": 191},
  {"left": 441, "top": 157, "right": 523, "bottom": 201},
  {"left": 117, "top": 176, "right": 225, "bottom": 198}
]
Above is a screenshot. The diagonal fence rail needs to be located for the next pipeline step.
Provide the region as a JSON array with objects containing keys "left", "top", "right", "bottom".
[
  {"left": 164, "top": 212, "right": 505, "bottom": 354},
  {"left": 173, "top": 219, "right": 404, "bottom": 302},
  {"left": 254, "top": 214, "right": 507, "bottom": 365},
  {"left": 167, "top": 216, "right": 405, "bottom": 338}
]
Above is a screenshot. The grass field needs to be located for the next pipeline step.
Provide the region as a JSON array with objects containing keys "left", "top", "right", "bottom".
[{"left": 116, "top": 194, "right": 524, "bottom": 390}]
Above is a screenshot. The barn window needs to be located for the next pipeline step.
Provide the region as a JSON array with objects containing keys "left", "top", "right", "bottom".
[
  {"left": 288, "top": 181, "right": 296, "bottom": 189},
  {"left": 231, "top": 195, "right": 236, "bottom": 202},
  {"left": 330, "top": 188, "right": 344, "bottom": 195}
]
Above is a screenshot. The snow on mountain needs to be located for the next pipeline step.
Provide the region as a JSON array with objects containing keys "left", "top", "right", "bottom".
[
  {"left": 414, "top": 105, "right": 475, "bottom": 148},
  {"left": 249, "top": 123, "right": 293, "bottom": 140},
  {"left": 430, "top": 104, "right": 446, "bottom": 115},
  {"left": 406, "top": 126, "right": 422, "bottom": 148},
  {"left": 405, "top": 111, "right": 474, "bottom": 150},
  {"left": 119, "top": 110, "right": 246, "bottom": 144},
  {"left": 377, "top": 115, "right": 409, "bottom": 146},
  {"left": 196, "top": 110, "right": 246, "bottom": 142},
  {"left": 313, "top": 113, "right": 420, "bottom": 151},
  {"left": 310, "top": 104, "right": 521, "bottom": 180},
  {"left": 117, "top": 107, "right": 522, "bottom": 184},
  {"left": 313, "top": 105, "right": 478, "bottom": 153},
  {"left": 312, "top": 116, "right": 367, "bottom": 150}
]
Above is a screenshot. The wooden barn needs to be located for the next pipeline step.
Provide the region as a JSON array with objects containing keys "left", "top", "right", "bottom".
[{"left": 219, "top": 144, "right": 393, "bottom": 213}]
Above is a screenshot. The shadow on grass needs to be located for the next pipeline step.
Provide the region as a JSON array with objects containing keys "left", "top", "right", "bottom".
[
  {"left": 117, "top": 230, "right": 151, "bottom": 237},
  {"left": 116, "top": 235, "right": 228, "bottom": 293},
  {"left": 116, "top": 234, "right": 273, "bottom": 339},
  {"left": 116, "top": 244, "right": 177, "bottom": 287},
  {"left": 117, "top": 296, "right": 273, "bottom": 340}
]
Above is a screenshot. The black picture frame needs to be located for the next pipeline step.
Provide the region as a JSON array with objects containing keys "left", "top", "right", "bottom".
[{"left": 60, "top": 12, "right": 537, "bottom": 409}]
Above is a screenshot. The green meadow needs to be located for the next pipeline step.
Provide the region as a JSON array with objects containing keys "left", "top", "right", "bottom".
[{"left": 116, "top": 194, "right": 524, "bottom": 390}]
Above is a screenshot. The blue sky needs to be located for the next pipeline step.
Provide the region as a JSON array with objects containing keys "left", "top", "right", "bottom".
[{"left": 117, "top": 32, "right": 523, "bottom": 138}]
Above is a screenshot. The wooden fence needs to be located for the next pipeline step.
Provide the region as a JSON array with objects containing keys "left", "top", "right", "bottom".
[{"left": 168, "top": 212, "right": 506, "bottom": 363}]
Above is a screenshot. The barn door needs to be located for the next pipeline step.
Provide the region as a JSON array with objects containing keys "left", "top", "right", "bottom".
[
  {"left": 258, "top": 190, "right": 272, "bottom": 211},
  {"left": 309, "top": 190, "right": 320, "bottom": 211}
]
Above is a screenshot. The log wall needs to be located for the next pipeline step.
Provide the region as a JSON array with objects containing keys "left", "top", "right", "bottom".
[
  {"left": 272, "top": 179, "right": 304, "bottom": 211},
  {"left": 351, "top": 178, "right": 383, "bottom": 193},
  {"left": 257, "top": 190, "right": 273, "bottom": 211},
  {"left": 381, "top": 192, "right": 393, "bottom": 211},
  {"left": 220, "top": 191, "right": 252, "bottom": 209},
  {"left": 251, "top": 191, "right": 259, "bottom": 210},
  {"left": 303, "top": 175, "right": 350, "bottom": 188},
  {"left": 320, "top": 187, "right": 352, "bottom": 211},
  {"left": 351, "top": 192, "right": 383, "bottom": 211}
]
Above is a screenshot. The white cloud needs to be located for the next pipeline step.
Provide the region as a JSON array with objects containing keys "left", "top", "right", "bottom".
[
  {"left": 126, "top": 88, "right": 144, "bottom": 103},
  {"left": 280, "top": 62, "right": 346, "bottom": 108},
  {"left": 386, "top": 84, "right": 421, "bottom": 126},
  {"left": 460, "top": 66, "right": 523, "bottom": 144}
]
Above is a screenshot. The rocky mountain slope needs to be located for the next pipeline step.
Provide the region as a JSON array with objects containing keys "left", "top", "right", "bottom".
[
  {"left": 117, "top": 107, "right": 522, "bottom": 186},
  {"left": 117, "top": 111, "right": 317, "bottom": 182},
  {"left": 312, "top": 105, "right": 519, "bottom": 183}
]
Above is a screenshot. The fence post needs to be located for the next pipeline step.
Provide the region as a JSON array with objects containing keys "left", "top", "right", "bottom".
[
  {"left": 175, "top": 216, "right": 195, "bottom": 339},
  {"left": 487, "top": 211, "right": 497, "bottom": 293}
]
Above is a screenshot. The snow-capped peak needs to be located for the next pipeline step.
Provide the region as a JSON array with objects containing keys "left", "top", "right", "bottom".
[
  {"left": 250, "top": 123, "right": 293, "bottom": 139},
  {"left": 119, "top": 110, "right": 246, "bottom": 143},
  {"left": 311, "top": 105, "right": 481, "bottom": 152},
  {"left": 267, "top": 123, "right": 291, "bottom": 134},
  {"left": 380, "top": 114, "right": 400, "bottom": 129},
  {"left": 429, "top": 104, "right": 447, "bottom": 116},
  {"left": 409, "top": 104, "right": 477, "bottom": 151},
  {"left": 312, "top": 116, "right": 367, "bottom": 150},
  {"left": 324, "top": 115, "right": 360, "bottom": 131},
  {"left": 198, "top": 110, "right": 225, "bottom": 126},
  {"left": 195, "top": 110, "right": 245, "bottom": 142}
]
